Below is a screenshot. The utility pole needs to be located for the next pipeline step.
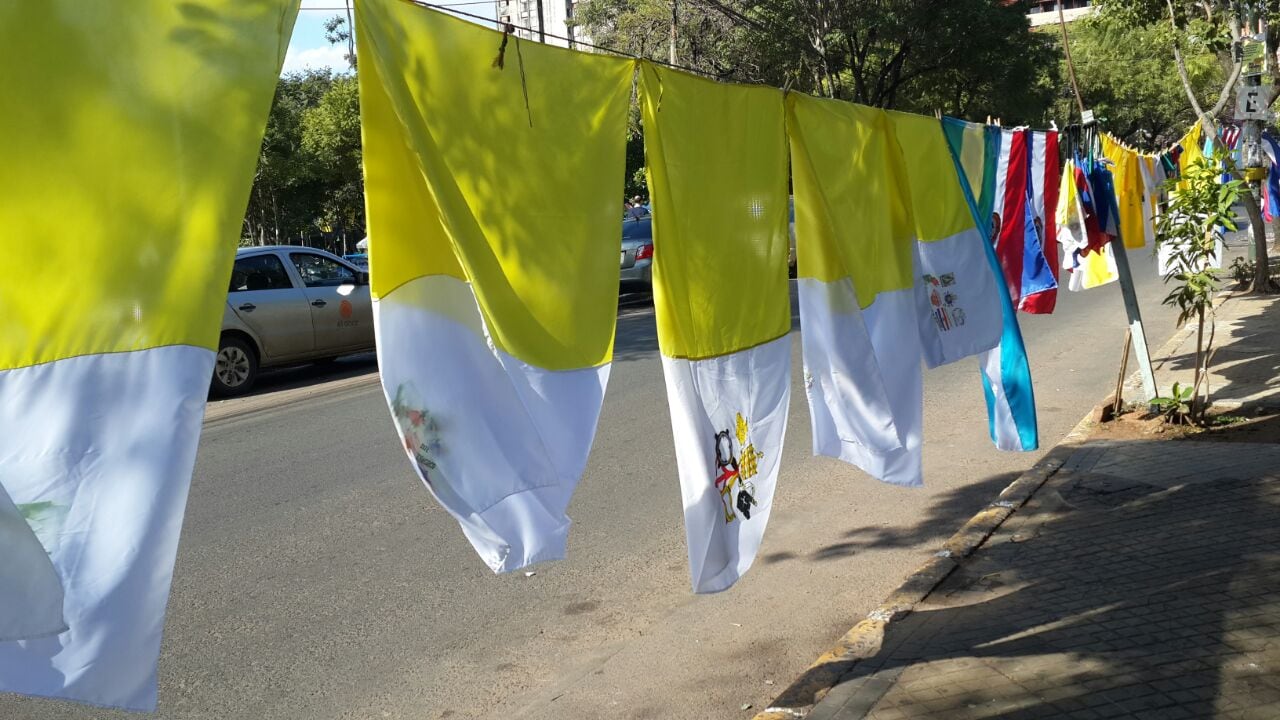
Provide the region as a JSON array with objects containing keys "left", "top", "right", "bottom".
[
  {"left": 1236, "top": 6, "right": 1271, "bottom": 279},
  {"left": 535, "top": 0, "right": 545, "bottom": 42},
  {"left": 670, "top": 0, "right": 678, "bottom": 64}
]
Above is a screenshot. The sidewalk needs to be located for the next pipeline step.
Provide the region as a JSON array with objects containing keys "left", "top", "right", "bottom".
[{"left": 765, "top": 293, "right": 1280, "bottom": 720}]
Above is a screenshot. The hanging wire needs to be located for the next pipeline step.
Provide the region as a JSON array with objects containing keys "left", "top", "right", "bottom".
[{"left": 404, "top": 0, "right": 720, "bottom": 78}]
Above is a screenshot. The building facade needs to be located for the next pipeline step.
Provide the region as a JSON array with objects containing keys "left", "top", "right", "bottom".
[
  {"left": 1025, "top": 0, "right": 1096, "bottom": 27},
  {"left": 495, "top": 0, "right": 589, "bottom": 48}
]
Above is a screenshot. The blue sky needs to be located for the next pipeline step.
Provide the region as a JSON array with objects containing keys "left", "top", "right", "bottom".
[{"left": 283, "top": 0, "right": 496, "bottom": 75}]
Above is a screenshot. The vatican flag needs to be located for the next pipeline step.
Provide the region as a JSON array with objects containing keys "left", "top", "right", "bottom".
[
  {"left": 786, "top": 94, "right": 912, "bottom": 483},
  {"left": 640, "top": 63, "right": 792, "bottom": 593},
  {"left": 357, "top": 0, "right": 633, "bottom": 572},
  {"left": 0, "top": 1, "right": 295, "bottom": 710}
]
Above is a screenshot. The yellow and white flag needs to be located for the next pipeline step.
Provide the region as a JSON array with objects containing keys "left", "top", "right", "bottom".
[
  {"left": 357, "top": 1, "right": 633, "bottom": 572},
  {"left": 0, "top": 1, "right": 295, "bottom": 710},
  {"left": 640, "top": 64, "right": 792, "bottom": 593},
  {"left": 787, "top": 95, "right": 908, "bottom": 475},
  {"left": 787, "top": 102, "right": 1002, "bottom": 487}
]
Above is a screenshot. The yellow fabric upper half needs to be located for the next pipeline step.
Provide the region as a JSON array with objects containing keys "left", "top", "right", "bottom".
[
  {"left": 954, "top": 121, "right": 987, "bottom": 203},
  {"left": 888, "top": 111, "right": 977, "bottom": 243},
  {"left": 1100, "top": 134, "right": 1145, "bottom": 249},
  {"left": 639, "top": 63, "right": 791, "bottom": 360},
  {"left": 357, "top": 0, "right": 634, "bottom": 370},
  {"left": 0, "top": 0, "right": 297, "bottom": 372},
  {"left": 787, "top": 94, "right": 914, "bottom": 307}
]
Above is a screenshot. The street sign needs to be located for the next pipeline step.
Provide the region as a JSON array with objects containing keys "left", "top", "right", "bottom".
[
  {"left": 1235, "top": 85, "right": 1273, "bottom": 121},
  {"left": 1243, "top": 37, "right": 1268, "bottom": 77}
]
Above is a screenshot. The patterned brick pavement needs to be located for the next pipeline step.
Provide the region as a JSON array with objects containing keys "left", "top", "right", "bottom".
[{"left": 809, "top": 442, "right": 1280, "bottom": 720}]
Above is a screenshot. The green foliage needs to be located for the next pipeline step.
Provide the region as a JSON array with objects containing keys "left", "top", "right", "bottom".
[
  {"left": 1155, "top": 146, "right": 1238, "bottom": 327},
  {"left": 1057, "top": 7, "right": 1222, "bottom": 143},
  {"left": 242, "top": 69, "right": 364, "bottom": 252},
  {"left": 1230, "top": 256, "right": 1255, "bottom": 285},
  {"left": 576, "top": 0, "right": 1056, "bottom": 124},
  {"left": 1151, "top": 381, "right": 1195, "bottom": 422}
]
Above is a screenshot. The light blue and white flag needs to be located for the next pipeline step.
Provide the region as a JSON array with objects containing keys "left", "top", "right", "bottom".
[{"left": 941, "top": 118, "right": 1038, "bottom": 452}]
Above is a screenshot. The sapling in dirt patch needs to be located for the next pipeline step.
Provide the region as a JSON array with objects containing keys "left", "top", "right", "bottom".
[{"left": 1154, "top": 145, "right": 1239, "bottom": 424}]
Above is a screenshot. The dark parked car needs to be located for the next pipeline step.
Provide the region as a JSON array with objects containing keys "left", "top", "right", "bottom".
[{"left": 620, "top": 214, "right": 653, "bottom": 294}]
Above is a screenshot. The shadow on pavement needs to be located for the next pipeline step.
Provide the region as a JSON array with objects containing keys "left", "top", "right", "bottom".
[
  {"left": 799, "top": 435, "right": 1280, "bottom": 719},
  {"left": 208, "top": 352, "right": 379, "bottom": 402}
]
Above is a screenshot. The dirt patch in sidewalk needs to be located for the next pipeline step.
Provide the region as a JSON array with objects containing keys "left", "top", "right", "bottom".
[{"left": 1089, "top": 404, "right": 1280, "bottom": 444}]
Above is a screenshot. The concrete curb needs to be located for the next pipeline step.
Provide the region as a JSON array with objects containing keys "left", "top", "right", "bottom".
[{"left": 752, "top": 403, "right": 1100, "bottom": 719}]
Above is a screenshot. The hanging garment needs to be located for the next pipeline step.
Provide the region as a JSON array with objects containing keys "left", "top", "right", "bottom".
[
  {"left": 995, "top": 129, "right": 1057, "bottom": 310},
  {"left": 0, "top": 485, "right": 65, "bottom": 642},
  {"left": 892, "top": 112, "right": 1004, "bottom": 368},
  {"left": 1058, "top": 159, "right": 1119, "bottom": 291},
  {"left": 1263, "top": 133, "right": 1280, "bottom": 222},
  {"left": 1137, "top": 154, "right": 1160, "bottom": 247},
  {"left": 787, "top": 94, "right": 912, "bottom": 484},
  {"left": 894, "top": 113, "right": 1009, "bottom": 464},
  {"left": 1022, "top": 130, "right": 1061, "bottom": 314},
  {"left": 0, "top": 1, "right": 296, "bottom": 710},
  {"left": 941, "top": 118, "right": 1038, "bottom": 452},
  {"left": 357, "top": 1, "right": 633, "bottom": 574},
  {"left": 1101, "top": 134, "right": 1147, "bottom": 249},
  {"left": 640, "top": 63, "right": 792, "bottom": 593}
]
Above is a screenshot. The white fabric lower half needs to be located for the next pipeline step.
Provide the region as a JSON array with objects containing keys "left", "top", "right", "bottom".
[
  {"left": 828, "top": 289, "right": 925, "bottom": 488},
  {"left": 373, "top": 275, "right": 608, "bottom": 574},
  {"left": 798, "top": 277, "right": 902, "bottom": 460},
  {"left": 662, "top": 335, "right": 791, "bottom": 594},
  {"left": 0, "top": 345, "right": 214, "bottom": 711},
  {"left": 913, "top": 228, "right": 1003, "bottom": 368},
  {"left": 0, "top": 483, "right": 66, "bottom": 642},
  {"left": 1158, "top": 236, "right": 1225, "bottom": 277},
  {"left": 1031, "top": 132, "right": 1047, "bottom": 223},
  {"left": 979, "top": 344, "right": 1024, "bottom": 451}
]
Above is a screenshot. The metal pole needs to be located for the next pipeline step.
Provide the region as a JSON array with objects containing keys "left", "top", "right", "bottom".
[
  {"left": 1110, "top": 238, "right": 1159, "bottom": 399},
  {"left": 535, "top": 0, "right": 545, "bottom": 42}
]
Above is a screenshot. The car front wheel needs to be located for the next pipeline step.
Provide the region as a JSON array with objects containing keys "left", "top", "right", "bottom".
[{"left": 211, "top": 335, "right": 258, "bottom": 397}]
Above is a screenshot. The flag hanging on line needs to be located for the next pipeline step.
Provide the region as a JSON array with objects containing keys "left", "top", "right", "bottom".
[
  {"left": 0, "top": 0, "right": 296, "bottom": 710},
  {"left": 787, "top": 94, "right": 913, "bottom": 486},
  {"left": 640, "top": 63, "right": 793, "bottom": 593},
  {"left": 357, "top": 0, "right": 634, "bottom": 573},
  {"left": 941, "top": 118, "right": 1039, "bottom": 453}
]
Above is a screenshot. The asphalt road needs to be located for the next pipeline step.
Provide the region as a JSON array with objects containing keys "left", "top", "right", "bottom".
[{"left": 2, "top": 248, "right": 1199, "bottom": 720}]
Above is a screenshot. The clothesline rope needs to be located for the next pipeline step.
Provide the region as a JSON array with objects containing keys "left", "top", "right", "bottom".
[{"left": 406, "top": 0, "right": 722, "bottom": 78}]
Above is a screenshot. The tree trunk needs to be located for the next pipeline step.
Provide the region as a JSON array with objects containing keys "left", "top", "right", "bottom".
[{"left": 1242, "top": 186, "right": 1275, "bottom": 292}]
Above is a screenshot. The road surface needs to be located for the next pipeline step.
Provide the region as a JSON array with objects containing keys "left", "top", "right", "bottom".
[{"left": 2, "top": 249, "right": 1198, "bottom": 719}]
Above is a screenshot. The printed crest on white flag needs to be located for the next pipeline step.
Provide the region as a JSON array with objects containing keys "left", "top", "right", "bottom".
[
  {"left": 357, "top": 0, "right": 634, "bottom": 572},
  {"left": 662, "top": 338, "right": 791, "bottom": 593},
  {"left": 640, "top": 63, "right": 793, "bottom": 592}
]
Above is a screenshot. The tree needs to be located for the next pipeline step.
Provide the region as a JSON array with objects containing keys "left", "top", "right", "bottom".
[
  {"left": 1054, "top": 10, "right": 1223, "bottom": 145},
  {"left": 301, "top": 76, "right": 364, "bottom": 247},
  {"left": 241, "top": 69, "right": 364, "bottom": 252},
  {"left": 242, "top": 69, "right": 334, "bottom": 246},
  {"left": 1100, "top": 0, "right": 1276, "bottom": 293},
  {"left": 1154, "top": 145, "right": 1239, "bottom": 422},
  {"left": 576, "top": 0, "right": 1057, "bottom": 123}
]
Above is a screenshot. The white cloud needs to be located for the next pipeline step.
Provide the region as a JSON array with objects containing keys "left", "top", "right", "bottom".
[
  {"left": 281, "top": 44, "right": 352, "bottom": 75},
  {"left": 299, "top": 0, "right": 345, "bottom": 8}
]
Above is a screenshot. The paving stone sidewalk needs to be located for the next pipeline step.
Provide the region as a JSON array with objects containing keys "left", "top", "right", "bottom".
[{"left": 806, "top": 295, "right": 1280, "bottom": 720}]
